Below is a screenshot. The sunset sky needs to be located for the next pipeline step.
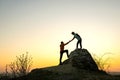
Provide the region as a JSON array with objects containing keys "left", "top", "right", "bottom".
[{"left": 0, "top": 0, "right": 120, "bottom": 72}]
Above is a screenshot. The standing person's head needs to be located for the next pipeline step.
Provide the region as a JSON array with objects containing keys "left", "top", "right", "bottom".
[{"left": 71, "top": 32, "right": 75, "bottom": 35}]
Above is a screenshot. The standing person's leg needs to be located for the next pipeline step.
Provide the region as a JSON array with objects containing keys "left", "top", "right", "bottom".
[
  {"left": 60, "top": 51, "right": 63, "bottom": 65},
  {"left": 80, "top": 39, "right": 82, "bottom": 49},
  {"left": 76, "top": 40, "right": 79, "bottom": 49},
  {"left": 64, "top": 50, "right": 69, "bottom": 58}
]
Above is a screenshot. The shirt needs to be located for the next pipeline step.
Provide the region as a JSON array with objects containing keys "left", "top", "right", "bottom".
[
  {"left": 60, "top": 43, "right": 65, "bottom": 52},
  {"left": 73, "top": 33, "right": 81, "bottom": 41}
]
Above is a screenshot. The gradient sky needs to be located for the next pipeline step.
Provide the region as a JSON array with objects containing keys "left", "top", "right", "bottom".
[{"left": 0, "top": 0, "right": 120, "bottom": 72}]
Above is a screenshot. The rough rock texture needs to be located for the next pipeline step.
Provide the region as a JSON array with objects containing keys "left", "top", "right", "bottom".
[{"left": 62, "top": 49, "right": 99, "bottom": 71}]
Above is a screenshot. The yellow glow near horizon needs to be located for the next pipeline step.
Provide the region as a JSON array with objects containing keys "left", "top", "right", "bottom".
[{"left": 0, "top": 25, "right": 120, "bottom": 72}]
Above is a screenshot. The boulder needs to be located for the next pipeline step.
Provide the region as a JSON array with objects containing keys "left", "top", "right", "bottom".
[{"left": 62, "top": 49, "right": 99, "bottom": 71}]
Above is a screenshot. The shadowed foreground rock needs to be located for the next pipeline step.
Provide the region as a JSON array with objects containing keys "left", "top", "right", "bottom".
[
  {"left": 62, "top": 49, "right": 98, "bottom": 71},
  {"left": 9, "top": 49, "right": 120, "bottom": 80}
]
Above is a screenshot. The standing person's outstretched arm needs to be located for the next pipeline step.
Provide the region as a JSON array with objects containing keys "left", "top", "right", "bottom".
[{"left": 65, "top": 38, "right": 74, "bottom": 45}]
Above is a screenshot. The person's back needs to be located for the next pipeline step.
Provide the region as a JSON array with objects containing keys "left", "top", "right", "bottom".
[{"left": 73, "top": 33, "right": 81, "bottom": 41}]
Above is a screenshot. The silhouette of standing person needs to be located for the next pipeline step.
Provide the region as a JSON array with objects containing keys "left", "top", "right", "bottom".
[
  {"left": 59, "top": 40, "right": 73, "bottom": 65},
  {"left": 71, "top": 32, "right": 82, "bottom": 49}
]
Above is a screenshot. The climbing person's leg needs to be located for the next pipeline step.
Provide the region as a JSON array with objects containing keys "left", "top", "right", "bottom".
[
  {"left": 59, "top": 51, "right": 63, "bottom": 65},
  {"left": 64, "top": 50, "right": 69, "bottom": 58}
]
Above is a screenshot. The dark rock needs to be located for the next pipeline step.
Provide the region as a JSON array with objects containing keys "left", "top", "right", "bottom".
[
  {"left": 9, "top": 49, "right": 120, "bottom": 80},
  {"left": 62, "top": 49, "right": 99, "bottom": 71}
]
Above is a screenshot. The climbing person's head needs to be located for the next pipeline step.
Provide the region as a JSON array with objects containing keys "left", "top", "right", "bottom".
[
  {"left": 61, "top": 41, "right": 64, "bottom": 44},
  {"left": 71, "top": 32, "right": 75, "bottom": 35}
]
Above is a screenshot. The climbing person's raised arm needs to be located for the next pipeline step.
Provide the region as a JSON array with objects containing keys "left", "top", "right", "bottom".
[{"left": 64, "top": 38, "right": 74, "bottom": 45}]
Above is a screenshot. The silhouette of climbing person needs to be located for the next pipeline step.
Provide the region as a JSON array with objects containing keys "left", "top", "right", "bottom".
[
  {"left": 59, "top": 40, "right": 73, "bottom": 65},
  {"left": 71, "top": 32, "right": 82, "bottom": 49}
]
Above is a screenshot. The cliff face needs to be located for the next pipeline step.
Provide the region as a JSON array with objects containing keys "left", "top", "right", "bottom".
[{"left": 10, "top": 49, "right": 120, "bottom": 80}]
